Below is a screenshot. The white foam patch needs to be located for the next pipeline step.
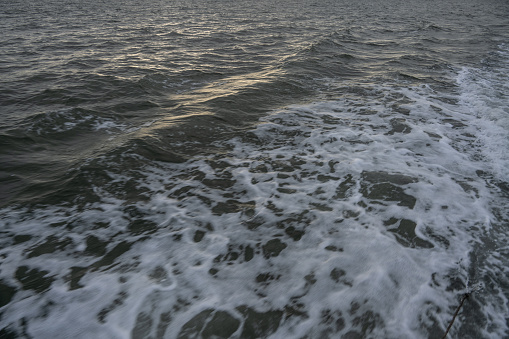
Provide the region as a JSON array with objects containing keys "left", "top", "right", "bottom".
[
  {"left": 456, "top": 43, "right": 509, "bottom": 180},
  {"left": 1, "top": 58, "right": 509, "bottom": 338}
]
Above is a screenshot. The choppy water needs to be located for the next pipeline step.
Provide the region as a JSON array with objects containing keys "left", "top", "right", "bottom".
[{"left": 1, "top": 0, "right": 509, "bottom": 338}]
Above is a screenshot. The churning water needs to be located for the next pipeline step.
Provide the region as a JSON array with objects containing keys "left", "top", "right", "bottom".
[{"left": 1, "top": 0, "right": 508, "bottom": 338}]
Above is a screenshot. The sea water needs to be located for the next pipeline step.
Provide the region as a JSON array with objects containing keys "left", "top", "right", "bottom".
[{"left": 1, "top": 0, "right": 508, "bottom": 338}]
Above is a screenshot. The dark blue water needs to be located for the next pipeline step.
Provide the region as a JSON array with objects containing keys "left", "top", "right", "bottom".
[{"left": 1, "top": 0, "right": 509, "bottom": 337}]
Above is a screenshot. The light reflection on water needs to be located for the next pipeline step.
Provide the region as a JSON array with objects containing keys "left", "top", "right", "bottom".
[{"left": 0, "top": 0, "right": 508, "bottom": 338}]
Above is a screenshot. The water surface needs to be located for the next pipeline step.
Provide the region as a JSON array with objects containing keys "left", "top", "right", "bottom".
[{"left": 1, "top": 0, "right": 508, "bottom": 337}]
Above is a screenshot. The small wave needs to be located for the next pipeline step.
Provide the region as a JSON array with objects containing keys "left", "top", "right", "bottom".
[{"left": 21, "top": 108, "right": 126, "bottom": 136}]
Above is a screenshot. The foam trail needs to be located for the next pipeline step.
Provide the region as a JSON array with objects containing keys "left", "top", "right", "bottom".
[{"left": 2, "top": 50, "right": 509, "bottom": 338}]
